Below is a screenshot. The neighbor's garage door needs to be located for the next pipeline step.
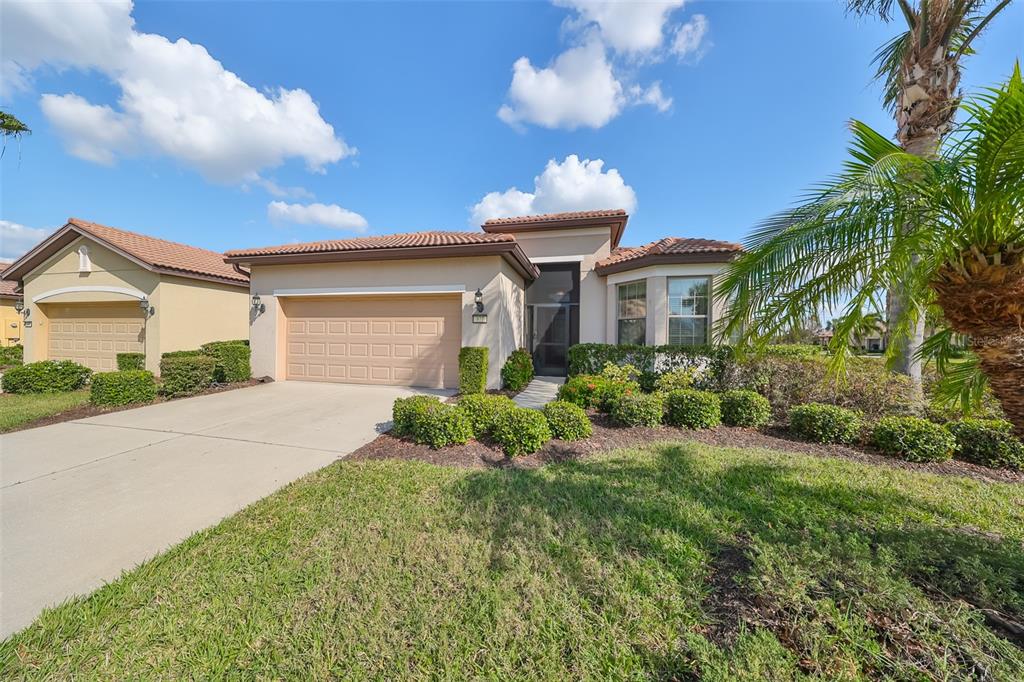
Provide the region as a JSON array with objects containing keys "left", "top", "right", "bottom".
[
  {"left": 46, "top": 302, "right": 145, "bottom": 372},
  {"left": 284, "top": 296, "right": 461, "bottom": 389}
]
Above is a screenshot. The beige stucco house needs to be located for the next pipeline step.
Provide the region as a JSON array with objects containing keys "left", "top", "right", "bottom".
[
  {"left": 225, "top": 210, "right": 741, "bottom": 390},
  {"left": 1, "top": 219, "right": 250, "bottom": 374},
  {"left": 1, "top": 262, "right": 23, "bottom": 348}
]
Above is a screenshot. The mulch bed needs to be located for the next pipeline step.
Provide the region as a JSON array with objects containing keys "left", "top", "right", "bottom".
[
  {"left": 348, "top": 412, "right": 1024, "bottom": 485},
  {"left": 3, "top": 379, "right": 262, "bottom": 433}
]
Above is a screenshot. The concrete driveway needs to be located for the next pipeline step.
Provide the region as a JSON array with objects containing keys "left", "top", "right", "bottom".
[{"left": 0, "top": 381, "right": 446, "bottom": 638}]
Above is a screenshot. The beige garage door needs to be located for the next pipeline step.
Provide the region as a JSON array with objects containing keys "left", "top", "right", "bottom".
[
  {"left": 46, "top": 302, "right": 145, "bottom": 372},
  {"left": 284, "top": 296, "right": 461, "bottom": 389}
]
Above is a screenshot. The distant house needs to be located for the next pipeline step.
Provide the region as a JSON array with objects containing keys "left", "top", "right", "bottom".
[
  {"left": 0, "top": 262, "right": 22, "bottom": 347},
  {"left": 1, "top": 219, "right": 250, "bottom": 373}
]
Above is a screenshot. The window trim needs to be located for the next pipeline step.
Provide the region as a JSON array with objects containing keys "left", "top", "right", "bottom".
[
  {"left": 667, "top": 276, "right": 712, "bottom": 346},
  {"left": 616, "top": 279, "right": 647, "bottom": 345}
]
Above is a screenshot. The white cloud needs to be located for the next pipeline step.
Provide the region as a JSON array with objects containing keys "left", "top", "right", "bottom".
[
  {"left": 671, "top": 14, "right": 710, "bottom": 61},
  {"left": 629, "top": 82, "right": 673, "bottom": 113},
  {"left": 470, "top": 154, "right": 636, "bottom": 224},
  {"left": 498, "top": 41, "right": 624, "bottom": 130},
  {"left": 555, "top": 0, "right": 686, "bottom": 55},
  {"left": 0, "top": 220, "right": 51, "bottom": 260},
  {"left": 3, "top": 1, "right": 353, "bottom": 182},
  {"left": 247, "top": 176, "right": 315, "bottom": 200},
  {"left": 267, "top": 201, "right": 368, "bottom": 232}
]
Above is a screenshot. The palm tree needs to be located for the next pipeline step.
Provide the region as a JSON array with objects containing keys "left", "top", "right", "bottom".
[
  {"left": 718, "top": 67, "right": 1024, "bottom": 436},
  {"left": 1, "top": 111, "right": 31, "bottom": 159},
  {"left": 849, "top": 0, "right": 1015, "bottom": 385}
]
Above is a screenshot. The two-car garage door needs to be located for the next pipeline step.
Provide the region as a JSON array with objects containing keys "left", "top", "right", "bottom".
[
  {"left": 284, "top": 296, "right": 461, "bottom": 389},
  {"left": 46, "top": 302, "right": 145, "bottom": 372}
]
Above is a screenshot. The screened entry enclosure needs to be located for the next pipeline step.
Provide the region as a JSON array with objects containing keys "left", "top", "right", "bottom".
[{"left": 526, "top": 263, "right": 580, "bottom": 376}]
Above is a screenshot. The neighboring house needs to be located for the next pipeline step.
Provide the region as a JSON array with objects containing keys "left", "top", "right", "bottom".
[
  {"left": 225, "top": 209, "right": 741, "bottom": 389},
  {"left": 1, "top": 219, "right": 250, "bottom": 374},
  {"left": 0, "top": 262, "right": 23, "bottom": 347}
]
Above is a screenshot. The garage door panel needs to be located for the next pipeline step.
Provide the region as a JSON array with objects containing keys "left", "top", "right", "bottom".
[
  {"left": 45, "top": 303, "right": 145, "bottom": 373},
  {"left": 284, "top": 296, "right": 460, "bottom": 389}
]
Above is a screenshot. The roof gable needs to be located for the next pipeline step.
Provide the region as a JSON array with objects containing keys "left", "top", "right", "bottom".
[
  {"left": 595, "top": 236, "right": 743, "bottom": 275},
  {"left": 481, "top": 209, "right": 629, "bottom": 248}
]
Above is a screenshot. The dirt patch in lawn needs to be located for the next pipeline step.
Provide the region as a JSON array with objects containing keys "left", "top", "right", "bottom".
[
  {"left": 348, "top": 412, "right": 1024, "bottom": 485},
  {"left": 4, "top": 380, "right": 262, "bottom": 433}
]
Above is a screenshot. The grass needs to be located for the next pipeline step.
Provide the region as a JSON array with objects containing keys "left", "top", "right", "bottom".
[
  {"left": 0, "top": 390, "right": 90, "bottom": 432},
  {"left": 3, "top": 443, "right": 1022, "bottom": 680}
]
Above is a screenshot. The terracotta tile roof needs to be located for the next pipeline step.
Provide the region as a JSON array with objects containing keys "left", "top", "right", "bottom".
[
  {"left": 596, "top": 236, "right": 743, "bottom": 274},
  {"left": 224, "top": 231, "right": 517, "bottom": 258},
  {"left": 0, "top": 277, "right": 18, "bottom": 298},
  {"left": 66, "top": 218, "right": 248, "bottom": 284},
  {"left": 482, "top": 209, "right": 627, "bottom": 226}
]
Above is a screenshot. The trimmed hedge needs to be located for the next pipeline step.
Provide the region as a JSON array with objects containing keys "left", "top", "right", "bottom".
[
  {"left": 567, "top": 343, "right": 736, "bottom": 391},
  {"left": 414, "top": 403, "right": 474, "bottom": 449},
  {"left": 1, "top": 360, "right": 92, "bottom": 394},
  {"left": 457, "top": 393, "right": 516, "bottom": 438},
  {"left": 0, "top": 344, "right": 24, "bottom": 366},
  {"left": 161, "top": 350, "right": 204, "bottom": 359},
  {"left": 458, "top": 346, "right": 488, "bottom": 395},
  {"left": 665, "top": 389, "right": 721, "bottom": 429},
  {"left": 90, "top": 370, "right": 158, "bottom": 406},
  {"left": 492, "top": 406, "right": 551, "bottom": 456},
  {"left": 159, "top": 354, "right": 215, "bottom": 398},
  {"left": 542, "top": 400, "right": 592, "bottom": 440},
  {"left": 947, "top": 419, "right": 1024, "bottom": 470},
  {"left": 116, "top": 352, "right": 145, "bottom": 371},
  {"left": 610, "top": 392, "right": 664, "bottom": 427},
  {"left": 788, "top": 403, "right": 862, "bottom": 444},
  {"left": 392, "top": 395, "right": 442, "bottom": 437},
  {"left": 871, "top": 416, "right": 956, "bottom": 463},
  {"left": 719, "top": 390, "right": 772, "bottom": 428},
  {"left": 501, "top": 348, "right": 534, "bottom": 392},
  {"left": 200, "top": 341, "right": 251, "bottom": 383}
]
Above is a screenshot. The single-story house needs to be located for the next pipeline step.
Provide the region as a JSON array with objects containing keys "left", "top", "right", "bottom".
[
  {"left": 1, "top": 218, "right": 250, "bottom": 374},
  {"left": 225, "top": 209, "right": 742, "bottom": 390},
  {"left": 1, "top": 263, "right": 23, "bottom": 347}
]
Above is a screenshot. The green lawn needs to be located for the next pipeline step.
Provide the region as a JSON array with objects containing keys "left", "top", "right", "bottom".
[
  {"left": 0, "top": 390, "right": 90, "bottom": 432},
  {"left": 3, "top": 444, "right": 1022, "bottom": 680}
]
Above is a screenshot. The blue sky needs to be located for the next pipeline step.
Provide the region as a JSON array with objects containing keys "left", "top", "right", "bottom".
[{"left": 2, "top": 0, "right": 1021, "bottom": 260}]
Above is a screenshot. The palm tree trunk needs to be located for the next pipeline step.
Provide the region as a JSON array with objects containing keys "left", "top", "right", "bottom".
[{"left": 973, "top": 334, "right": 1024, "bottom": 439}]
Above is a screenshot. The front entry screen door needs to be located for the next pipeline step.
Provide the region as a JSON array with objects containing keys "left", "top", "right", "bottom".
[{"left": 526, "top": 263, "right": 580, "bottom": 376}]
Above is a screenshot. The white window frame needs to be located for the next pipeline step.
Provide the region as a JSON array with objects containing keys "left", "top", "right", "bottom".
[
  {"left": 616, "top": 279, "right": 647, "bottom": 345},
  {"left": 667, "top": 276, "right": 712, "bottom": 346}
]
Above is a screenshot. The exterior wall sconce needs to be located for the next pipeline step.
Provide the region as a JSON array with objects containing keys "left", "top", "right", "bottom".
[
  {"left": 14, "top": 298, "right": 27, "bottom": 317},
  {"left": 139, "top": 297, "right": 155, "bottom": 318},
  {"left": 252, "top": 293, "right": 266, "bottom": 315},
  {"left": 474, "top": 288, "right": 484, "bottom": 313}
]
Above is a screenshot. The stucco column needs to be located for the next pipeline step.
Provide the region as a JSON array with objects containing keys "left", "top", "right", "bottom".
[
  {"left": 605, "top": 281, "right": 617, "bottom": 344},
  {"left": 249, "top": 294, "right": 281, "bottom": 380},
  {"left": 22, "top": 302, "right": 47, "bottom": 364},
  {"left": 647, "top": 276, "right": 667, "bottom": 346}
]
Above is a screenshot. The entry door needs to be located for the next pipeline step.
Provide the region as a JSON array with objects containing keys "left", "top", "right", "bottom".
[{"left": 529, "top": 304, "right": 571, "bottom": 376}]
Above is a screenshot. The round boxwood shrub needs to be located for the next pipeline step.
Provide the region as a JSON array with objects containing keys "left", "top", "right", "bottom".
[
  {"left": 501, "top": 348, "right": 535, "bottom": 392},
  {"left": 90, "top": 370, "right": 158, "bottom": 406},
  {"left": 871, "top": 416, "right": 956, "bottom": 463},
  {"left": 116, "top": 352, "right": 146, "bottom": 371},
  {"left": 458, "top": 393, "right": 516, "bottom": 438},
  {"left": 492, "top": 406, "right": 552, "bottom": 456},
  {"left": 788, "top": 403, "right": 862, "bottom": 444},
  {"left": 159, "top": 354, "right": 216, "bottom": 398},
  {"left": 947, "top": 419, "right": 1024, "bottom": 470},
  {"left": 719, "top": 389, "right": 772, "bottom": 427},
  {"left": 1, "top": 360, "right": 92, "bottom": 394},
  {"left": 392, "top": 395, "right": 442, "bottom": 437},
  {"left": 664, "top": 389, "right": 721, "bottom": 429},
  {"left": 609, "top": 392, "right": 664, "bottom": 427},
  {"left": 414, "top": 403, "right": 473, "bottom": 449},
  {"left": 542, "top": 400, "right": 593, "bottom": 440}
]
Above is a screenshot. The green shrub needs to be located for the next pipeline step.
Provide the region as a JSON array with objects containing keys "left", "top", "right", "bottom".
[
  {"left": 457, "top": 393, "right": 515, "bottom": 438},
  {"left": 654, "top": 367, "right": 696, "bottom": 393},
  {"left": 159, "top": 354, "right": 215, "bottom": 398},
  {"left": 90, "top": 370, "right": 158, "bottom": 406},
  {"left": 609, "top": 392, "right": 664, "bottom": 427},
  {"left": 458, "top": 346, "right": 488, "bottom": 395},
  {"left": 200, "top": 341, "right": 251, "bottom": 383},
  {"left": 542, "top": 400, "right": 593, "bottom": 440},
  {"left": 947, "top": 419, "right": 1024, "bottom": 470},
  {"left": 871, "top": 416, "right": 956, "bottom": 463},
  {"left": 161, "top": 349, "right": 204, "bottom": 359},
  {"left": 1, "top": 360, "right": 92, "bottom": 394},
  {"left": 719, "top": 389, "right": 772, "bottom": 427},
  {"left": 557, "top": 375, "right": 604, "bottom": 409},
  {"left": 600, "top": 362, "right": 641, "bottom": 384},
  {"left": 414, "top": 403, "right": 474, "bottom": 449},
  {"left": 392, "top": 395, "right": 443, "bottom": 437},
  {"left": 492, "top": 406, "right": 552, "bottom": 456},
  {"left": 500, "top": 348, "right": 534, "bottom": 392},
  {"left": 788, "top": 403, "right": 862, "bottom": 444},
  {"left": 116, "top": 352, "right": 145, "bottom": 371},
  {"left": 596, "top": 379, "right": 641, "bottom": 413},
  {"left": 567, "top": 343, "right": 737, "bottom": 392},
  {"left": 762, "top": 344, "right": 824, "bottom": 358},
  {"left": 665, "top": 389, "right": 721, "bottom": 429},
  {"left": 0, "top": 344, "right": 24, "bottom": 366}
]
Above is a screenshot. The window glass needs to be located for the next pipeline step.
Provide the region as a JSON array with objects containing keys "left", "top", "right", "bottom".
[
  {"left": 667, "top": 277, "right": 710, "bottom": 345},
  {"left": 616, "top": 280, "right": 646, "bottom": 345}
]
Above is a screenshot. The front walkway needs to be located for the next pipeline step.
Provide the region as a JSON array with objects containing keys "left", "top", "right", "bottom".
[
  {"left": 513, "top": 376, "right": 564, "bottom": 409},
  {"left": 0, "top": 381, "right": 451, "bottom": 638}
]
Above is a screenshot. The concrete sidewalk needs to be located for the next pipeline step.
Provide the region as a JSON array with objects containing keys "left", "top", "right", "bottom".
[
  {"left": 0, "top": 381, "right": 447, "bottom": 638},
  {"left": 513, "top": 376, "right": 564, "bottom": 409}
]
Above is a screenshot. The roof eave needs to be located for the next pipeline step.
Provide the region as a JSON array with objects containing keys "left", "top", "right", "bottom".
[
  {"left": 595, "top": 251, "right": 741, "bottom": 276},
  {"left": 482, "top": 215, "right": 629, "bottom": 249}
]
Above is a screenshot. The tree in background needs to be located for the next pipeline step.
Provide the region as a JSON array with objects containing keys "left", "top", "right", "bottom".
[
  {"left": 718, "top": 68, "right": 1024, "bottom": 435},
  {"left": 1, "top": 111, "right": 31, "bottom": 159}
]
